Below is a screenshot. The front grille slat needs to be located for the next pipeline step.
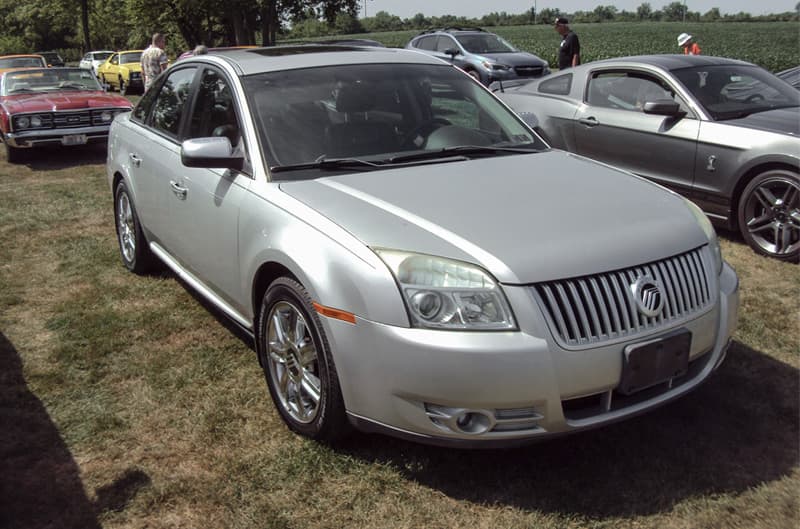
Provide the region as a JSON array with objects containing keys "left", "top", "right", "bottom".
[{"left": 533, "top": 247, "right": 714, "bottom": 347}]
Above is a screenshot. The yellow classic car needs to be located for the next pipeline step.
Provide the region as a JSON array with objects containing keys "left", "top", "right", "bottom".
[{"left": 96, "top": 50, "right": 143, "bottom": 95}]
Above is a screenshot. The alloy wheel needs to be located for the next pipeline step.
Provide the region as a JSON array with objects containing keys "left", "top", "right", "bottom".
[{"left": 742, "top": 175, "right": 800, "bottom": 258}]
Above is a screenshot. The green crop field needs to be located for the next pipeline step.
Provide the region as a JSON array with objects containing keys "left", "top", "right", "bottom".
[{"left": 324, "top": 22, "right": 799, "bottom": 73}]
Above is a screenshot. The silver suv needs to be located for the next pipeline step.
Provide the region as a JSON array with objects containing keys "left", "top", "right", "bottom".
[
  {"left": 108, "top": 46, "right": 738, "bottom": 447},
  {"left": 405, "top": 27, "right": 550, "bottom": 85}
]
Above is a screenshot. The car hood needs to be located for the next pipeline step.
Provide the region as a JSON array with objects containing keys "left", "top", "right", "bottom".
[
  {"left": 278, "top": 151, "right": 707, "bottom": 284},
  {"left": 725, "top": 107, "right": 800, "bottom": 136},
  {"left": 482, "top": 52, "right": 547, "bottom": 67},
  {"left": 1, "top": 91, "right": 131, "bottom": 113}
]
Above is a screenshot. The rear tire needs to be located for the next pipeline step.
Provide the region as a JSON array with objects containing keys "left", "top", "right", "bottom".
[
  {"left": 737, "top": 169, "right": 800, "bottom": 261},
  {"left": 257, "top": 277, "right": 350, "bottom": 442}
]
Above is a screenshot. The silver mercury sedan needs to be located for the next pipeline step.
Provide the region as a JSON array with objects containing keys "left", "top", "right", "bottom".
[
  {"left": 493, "top": 55, "right": 800, "bottom": 261},
  {"left": 107, "top": 46, "right": 739, "bottom": 447}
]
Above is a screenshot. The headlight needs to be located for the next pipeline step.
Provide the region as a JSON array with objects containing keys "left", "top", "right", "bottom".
[
  {"left": 685, "top": 199, "right": 723, "bottom": 274},
  {"left": 30, "top": 116, "right": 42, "bottom": 127},
  {"left": 15, "top": 116, "right": 30, "bottom": 129},
  {"left": 375, "top": 249, "right": 516, "bottom": 331},
  {"left": 100, "top": 111, "right": 113, "bottom": 122}
]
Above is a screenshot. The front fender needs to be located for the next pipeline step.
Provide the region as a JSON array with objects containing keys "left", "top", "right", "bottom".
[{"left": 238, "top": 185, "right": 410, "bottom": 328}]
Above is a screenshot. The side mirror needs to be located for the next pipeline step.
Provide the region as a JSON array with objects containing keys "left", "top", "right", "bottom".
[
  {"left": 643, "top": 99, "right": 685, "bottom": 117},
  {"left": 444, "top": 48, "right": 460, "bottom": 59},
  {"left": 181, "top": 137, "right": 244, "bottom": 170}
]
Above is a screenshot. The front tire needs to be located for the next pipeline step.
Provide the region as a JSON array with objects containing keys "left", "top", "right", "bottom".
[
  {"left": 114, "top": 181, "right": 157, "bottom": 273},
  {"left": 257, "top": 277, "right": 349, "bottom": 442},
  {"left": 737, "top": 169, "right": 800, "bottom": 261},
  {"left": 4, "top": 142, "right": 24, "bottom": 163}
]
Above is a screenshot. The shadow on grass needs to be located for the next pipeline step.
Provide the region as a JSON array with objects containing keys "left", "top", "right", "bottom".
[
  {"left": 339, "top": 340, "right": 799, "bottom": 518},
  {"left": 0, "top": 331, "right": 101, "bottom": 529},
  {"left": 6, "top": 144, "right": 107, "bottom": 170}
]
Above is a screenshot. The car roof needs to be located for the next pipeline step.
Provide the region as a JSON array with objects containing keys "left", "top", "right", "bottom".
[
  {"left": 415, "top": 26, "right": 488, "bottom": 36},
  {"left": 0, "top": 54, "right": 46, "bottom": 59},
  {"left": 184, "top": 45, "right": 447, "bottom": 76},
  {"left": 587, "top": 54, "right": 755, "bottom": 71}
]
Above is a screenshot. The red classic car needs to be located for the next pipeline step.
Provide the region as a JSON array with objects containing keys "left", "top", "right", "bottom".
[{"left": 0, "top": 67, "right": 132, "bottom": 162}]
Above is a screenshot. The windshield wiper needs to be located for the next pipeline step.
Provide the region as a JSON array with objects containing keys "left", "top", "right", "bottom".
[
  {"left": 271, "top": 156, "right": 383, "bottom": 173},
  {"left": 388, "top": 145, "right": 539, "bottom": 164},
  {"left": 8, "top": 88, "right": 34, "bottom": 94},
  {"left": 54, "top": 83, "right": 89, "bottom": 90}
]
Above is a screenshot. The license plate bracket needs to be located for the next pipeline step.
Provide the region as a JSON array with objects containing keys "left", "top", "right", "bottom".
[
  {"left": 62, "top": 134, "right": 87, "bottom": 146},
  {"left": 618, "top": 329, "right": 691, "bottom": 395}
]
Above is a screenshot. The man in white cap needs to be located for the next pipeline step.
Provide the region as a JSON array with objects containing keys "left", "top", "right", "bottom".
[{"left": 678, "top": 33, "right": 701, "bottom": 55}]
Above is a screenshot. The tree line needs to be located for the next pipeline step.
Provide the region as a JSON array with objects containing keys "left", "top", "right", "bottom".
[{"left": 0, "top": 0, "right": 796, "bottom": 60}]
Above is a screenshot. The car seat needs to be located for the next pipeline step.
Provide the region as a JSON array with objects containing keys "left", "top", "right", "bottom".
[{"left": 324, "top": 82, "right": 397, "bottom": 157}]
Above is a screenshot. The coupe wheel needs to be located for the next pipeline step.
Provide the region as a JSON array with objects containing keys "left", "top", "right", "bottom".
[
  {"left": 737, "top": 169, "right": 800, "bottom": 261},
  {"left": 257, "top": 277, "right": 349, "bottom": 442},
  {"left": 114, "top": 181, "right": 157, "bottom": 273}
]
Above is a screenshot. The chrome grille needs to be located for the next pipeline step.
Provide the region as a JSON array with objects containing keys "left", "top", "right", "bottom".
[
  {"left": 532, "top": 247, "right": 713, "bottom": 347},
  {"left": 53, "top": 111, "right": 91, "bottom": 128}
]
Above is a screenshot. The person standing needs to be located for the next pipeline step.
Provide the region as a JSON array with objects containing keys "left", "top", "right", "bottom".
[
  {"left": 555, "top": 17, "right": 580, "bottom": 70},
  {"left": 141, "top": 33, "right": 168, "bottom": 92},
  {"left": 677, "top": 33, "right": 701, "bottom": 55}
]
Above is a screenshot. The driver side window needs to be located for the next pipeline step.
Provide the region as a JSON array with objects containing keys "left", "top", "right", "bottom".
[
  {"left": 188, "top": 68, "right": 241, "bottom": 147},
  {"left": 588, "top": 71, "right": 691, "bottom": 113}
]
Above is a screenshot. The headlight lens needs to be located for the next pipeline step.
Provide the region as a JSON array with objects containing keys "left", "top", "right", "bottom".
[
  {"left": 375, "top": 249, "right": 516, "bottom": 331},
  {"left": 100, "top": 111, "right": 113, "bottom": 122},
  {"left": 15, "top": 116, "right": 30, "bottom": 129},
  {"left": 30, "top": 116, "right": 42, "bottom": 127},
  {"left": 685, "top": 199, "right": 723, "bottom": 274}
]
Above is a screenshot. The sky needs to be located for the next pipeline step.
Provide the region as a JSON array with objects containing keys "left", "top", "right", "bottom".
[{"left": 359, "top": 1, "right": 798, "bottom": 18}]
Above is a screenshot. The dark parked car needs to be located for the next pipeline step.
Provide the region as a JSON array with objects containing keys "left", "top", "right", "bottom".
[
  {"left": 35, "top": 51, "right": 65, "bottom": 67},
  {"left": 405, "top": 27, "right": 550, "bottom": 86},
  {"left": 495, "top": 55, "right": 800, "bottom": 261}
]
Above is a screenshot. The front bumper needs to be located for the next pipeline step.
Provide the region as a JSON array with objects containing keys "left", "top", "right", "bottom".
[
  {"left": 326, "top": 261, "right": 739, "bottom": 447},
  {"left": 4, "top": 125, "right": 112, "bottom": 148}
]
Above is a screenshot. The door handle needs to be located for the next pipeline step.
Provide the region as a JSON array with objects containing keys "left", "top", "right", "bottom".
[
  {"left": 578, "top": 117, "right": 599, "bottom": 127},
  {"left": 169, "top": 180, "right": 188, "bottom": 199},
  {"left": 129, "top": 153, "right": 142, "bottom": 167}
]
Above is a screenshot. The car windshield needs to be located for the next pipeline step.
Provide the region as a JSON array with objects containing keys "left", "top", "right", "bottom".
[
  {"left": 672, "top": 64, "right": 800, "bottom": 120},
  {"left": 120, "top": 52, "right": 141, "bottom": 64},
  {"left": 2, "top": 68, "right": 102, "bottom": 95},
  {"left": 456, "top": 34, "right": 517, "bottom": 54},
  {"left": 0, "top": 57, "right": 46, "bottom": 69},
  {"left": 243, "top": 63, "right": 544, "bottom": 179},
  {"left": 93, "top": 52, "right": 113, "bottom": 61}
]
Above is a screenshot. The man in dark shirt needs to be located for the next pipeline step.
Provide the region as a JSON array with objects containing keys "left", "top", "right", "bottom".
[{"left": 555, "top": 17, "right": 580, "bottom": 70}]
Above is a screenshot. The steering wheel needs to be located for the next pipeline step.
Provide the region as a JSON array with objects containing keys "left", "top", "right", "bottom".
[
  {"left": 402, "top": 118, "right": 451, "bottom": 149},
  {"left": 745, "top": 93, "right": 765, "bottom": 103}
]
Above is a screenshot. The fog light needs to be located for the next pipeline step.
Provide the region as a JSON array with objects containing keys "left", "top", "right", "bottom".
[{"left": 454, "top": 411, "right": 491, "bottom": 434}]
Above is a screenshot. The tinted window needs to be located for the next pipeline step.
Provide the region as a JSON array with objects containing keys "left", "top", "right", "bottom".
[
  {"left": 673, "top": 64, "right": 800, "bottom": 120},
  {"left": 415, "top": 36, "right": 438, "bottom": 51},
  {"left": 456, "top": 34, "right": 516, "bottom": 54},
  {"left": 587, "top": 71, "right": 690, "bottom": 113},
  {"left": 188, "top": 68, "right": 241, "bottom": 146},
  {"left": 243, "top": 63, "right": 544, "bottom": 176},
  {"left": 435, "top": 36, "right": 457, "bottom": 53},
  {"left": 150, "top": 67, "right": 197, "bottom": 138},
  {"left": 131, "top": 82, "right": 160, "bottom": 123},
  {"left": 120, "top": 52, "right": 142, "bottom": 64},
  {"left": 539, "top": 74, "right": 572, "bottom": 95}
]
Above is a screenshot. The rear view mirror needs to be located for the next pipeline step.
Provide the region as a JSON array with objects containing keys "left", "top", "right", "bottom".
[
  {"left": 181, "top": 137, "right": 244, "bottom": 170},
  {"left": 643, "top": 99, "right": 685, "bottom": 117}
]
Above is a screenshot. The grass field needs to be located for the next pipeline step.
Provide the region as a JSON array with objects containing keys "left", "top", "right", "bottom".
[
  {"left": 0, "top": 134, "right": 798, "bottom": 528},
  {"left": 311, "top": 21, "right": 800, "bottom": 72}
]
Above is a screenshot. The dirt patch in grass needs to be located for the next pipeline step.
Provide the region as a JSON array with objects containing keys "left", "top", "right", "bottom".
[{"left": 0, "top": 147, "right": 797, "bottom": 528}]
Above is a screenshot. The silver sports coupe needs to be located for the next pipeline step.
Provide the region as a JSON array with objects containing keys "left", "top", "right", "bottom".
[
  {"left": 493, "top": 55, "right": 800, "bottom": 261},
  {"left": 108, "top": 46, "right": 739, "bottom": 447}
]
